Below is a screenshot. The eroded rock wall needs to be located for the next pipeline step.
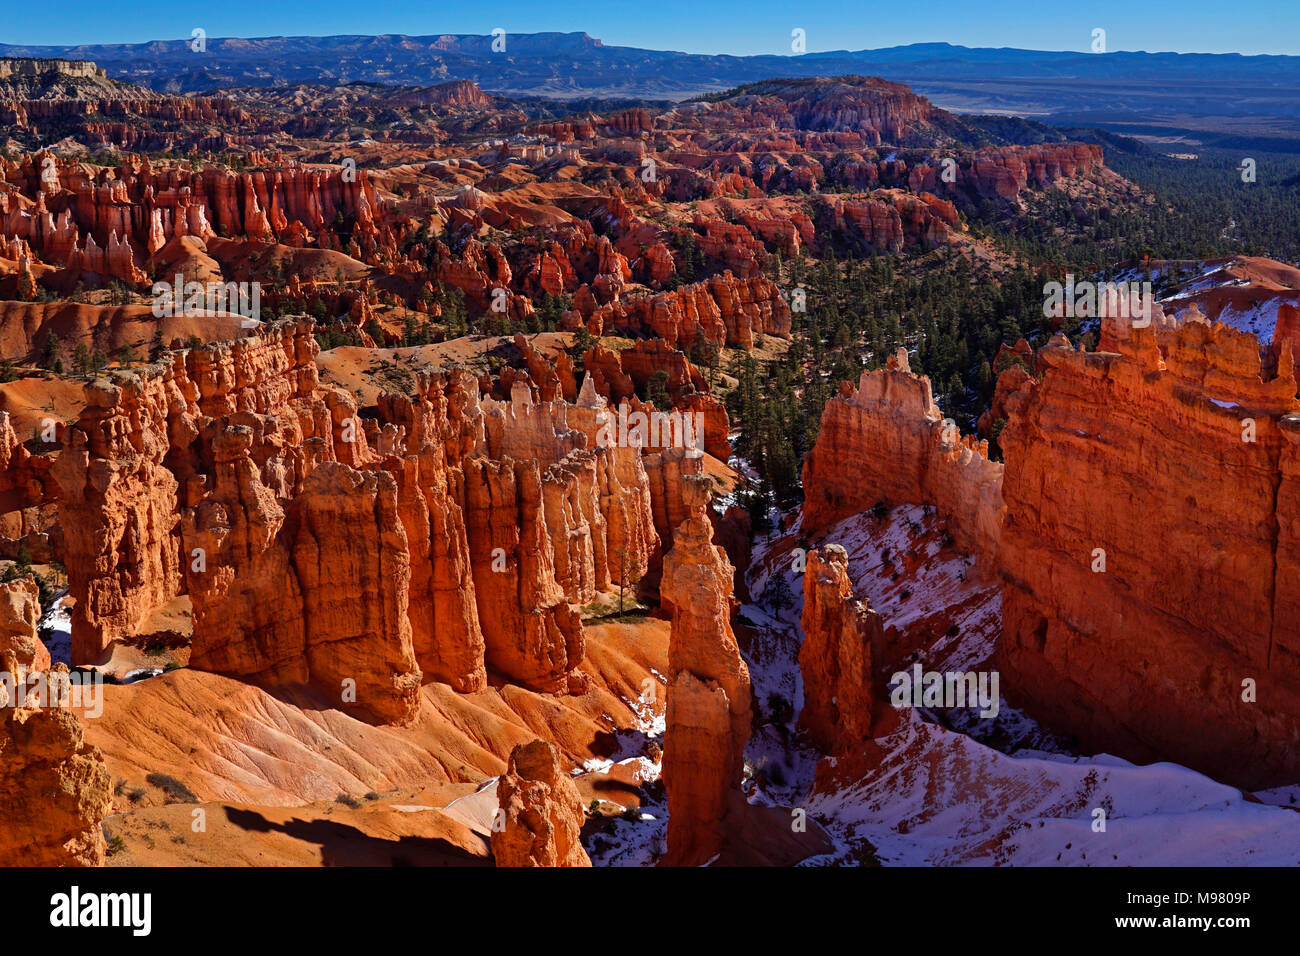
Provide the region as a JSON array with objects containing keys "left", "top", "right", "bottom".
[
  {"left": 995, "top": 317, "right": 1300, "bottom": 788},
  {"left": 0, "top": 705, "right": 112, "bottom": 866},
  {"left": 799, "top": 545, "right": 882, "bottom": 756},
  {"left": 801, "top": 347, "right": 1004, "bottom": 564}
]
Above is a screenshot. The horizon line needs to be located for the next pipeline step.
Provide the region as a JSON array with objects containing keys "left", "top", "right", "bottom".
[{"left": 1, "top": 34, "right": 1297, "bottom": 60}]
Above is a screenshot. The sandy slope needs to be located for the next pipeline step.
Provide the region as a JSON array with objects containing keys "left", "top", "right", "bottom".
[{"left": 84, "top": 620, "right": 668, "bottom": 810}]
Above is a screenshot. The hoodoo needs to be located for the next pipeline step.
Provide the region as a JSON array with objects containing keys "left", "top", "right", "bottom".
[
  {"left": 661, "top": 475, "right": 752, "bottom": 866},
  {"left": 492, "top": 739, "right": 592, "bottom": 867}
]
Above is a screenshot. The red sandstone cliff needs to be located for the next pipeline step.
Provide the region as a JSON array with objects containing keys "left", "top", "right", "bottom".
[
  {"left": 568, "top": 273, "right": 791, "bottom": 350},
  {"left": 0, "top": 574, "right": 49, "bottom": 680},
  {"left": 801, "top": 306, "right": 1300, "bottom": 788},
  {"left": 801, "top": 348, "right": 1004, "bottom": 564},
  {"left": 995, "top": 315, "right": 1300, "bottom": 788}
]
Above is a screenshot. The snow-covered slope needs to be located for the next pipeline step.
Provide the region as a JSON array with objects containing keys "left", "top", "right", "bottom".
[
  {"left": 808, "top": 714, "right": 1300, "bottom": 866},
  {"left": 745, "top": 504, "right": 1300, "bottom": 866}
]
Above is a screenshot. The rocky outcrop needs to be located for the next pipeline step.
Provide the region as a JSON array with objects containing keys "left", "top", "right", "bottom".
[
  {"left": 996, "top": 314, "right": 1300, "bottom": 788},
  {"left": 644, "top": 444, "right": 706, "bottom": 556},
  {"left": 0, "top": 705, "right": 112, "bottom": 866},
  {"left": 799, "top": 546, "right": 882, "bottom": 756},
  {"left": 463, "top": 457, "right": 584, "bottom": 694},
  {"left": 568, "top": 377, "right": 660, "bottom": 582},
  {"left": 53, "top": 371, "right": 184, "bottom": 663},
  {"left": 532, "top": 108, "right": 653, "bottom": 143},
  {"left": 0, "top": 411, "right": 55, "bottom": 515},
  {"left": 976, "top": 339, "right": 1035, "bottom": 438},
  {"left": 676, "top": 391, "right": 732, "bottom": 460},
  {"left": 823, "top": 190, "right": 959, "bottom": 252},
  {"left": 570, "top": 273, "right": 791, "bottom": 350},
  {"left": 800, "top": 302, "right": 1300, "bottom": 788},
  {"left": 0, "top": 574, "right": 49, "bottom": 679},
  {"left": 52, "top": 321, "right": 662, "bottom": 714},
  {"left": 541, "top": 454, "right": 604, "bottom": 604},
  {"left": 0, "top": 58, "right": 107, "bottom": 80},
  {"left": 820, "top": 143, "right": 1108, "bottom": 207},
  {"left": 513, "top": 332, "right": 577, "bottom": 403},
  {"left": 182, "top": 425, "right": 303, "bottom": 682},
  {"left": 574, "top": 342, "right": 731, "bottom": 459},
  {"left": 387, "top": 451, "right": 486, "bottom": 693},
  {"left": 709, "top": 503, "right": 752, "bottom": 603},
  {"left": 377, "top": 371, "right": 487, "bottom": 693},
  {"left": 293, "top": 462, "right": 421, "bottom": 725},
  {"left": 53, "top": 320, "right": 326, "bottom": 663},
  {"left": 679, "top": 76, "right": 954, "bottom": 145},
  {"left": 661, "top": 475, "right": 751, "bottom": 866},
  {"left": 963, "top": 144, "right": 1105, "bottom": 202},
  {"left": 801, "top": 348, "right": 1004, "bottom": 565},
  {"left": 491, "top": 739, "right": 591, "bottom": 867},
  {"left": 1, "top": 156, "right": 385, "bottom": 283},
  {"left": 184, "top": 429, "right": 422, "bottom": 725},
  {"left": 615, "top": 339, "right": 705, "bottom": 398},
  {"left": 411, "top": 80, "right": 494, "bottom": 110}
]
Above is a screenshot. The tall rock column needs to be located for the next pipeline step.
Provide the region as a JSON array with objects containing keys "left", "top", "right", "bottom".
[
  {"left": 799, "top": 546, "right": 882, "bottom": 756},
  {"left": 184, "top": 426, "right": 308, "bottom": 685},
  {"left": 185, "top": 428, "right": 421, "bottom": 724},
  {"left": 293, "top": 462, "right": 422, "bottom": 725},
  {"left": 376, "top": 375, "right": 487, "bottom": 692},
  {"left": 53, "top": 373, "right": 182, "bottom": 663},
  {"left": 462, "top": 457, "right": 583, "bottom": 693},
  {"left": 386, "top": 454, "right": 486, "bottom": 693},
  {"left": 661, "top": 475, "right": 752, "bottom": 866}
]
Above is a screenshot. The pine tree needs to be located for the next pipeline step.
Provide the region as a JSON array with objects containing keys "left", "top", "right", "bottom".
[
  {"left": 16, "top": 269, "right": 35, "bottom": 302},
  {"left": 149, "top": 330, "right": 167, "bottom": 362},
  {"left": 646, "top": 370, "right": 671, "bottom": 411},
  {"left": 39, "top": 332, "right": 61, "bottom": 370}
]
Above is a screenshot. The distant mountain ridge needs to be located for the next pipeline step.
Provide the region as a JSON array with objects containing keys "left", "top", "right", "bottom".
[
  {"left": 3, "top": 33, "right": 1299, "bottom": 148},
  {"left": 0, "top": 33, "right": 1293, "bottom": 102}
]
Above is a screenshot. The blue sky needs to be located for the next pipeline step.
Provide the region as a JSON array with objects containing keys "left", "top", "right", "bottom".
[{"left": 5, "top": 0, "right": 1299, "bottom": 56}]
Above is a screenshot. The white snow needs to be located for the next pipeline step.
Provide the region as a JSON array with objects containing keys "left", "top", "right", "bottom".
[
  {"left": 805, "top": 712, "right": 1300, "bottom": 866},
  {"left": 580, "top": 484, "right": 1300, "bottom": 867},
  {"left": 121, "top": 667, "right": 164, "bottom": 683},
  {"left": 1164, "top": 294, "right": 1295, "bottom": 343},
  {"left": 741, "top": 502, "right": 1300, "bottom": 866},
  {"left": 39, "top": 591, "right": 72, "bottom": 665}
]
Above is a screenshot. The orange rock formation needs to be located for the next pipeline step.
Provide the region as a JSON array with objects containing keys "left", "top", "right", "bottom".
[
  {"left": 491, "top": 739, "right": 592, "bottom": 867},
  {"left": 661, "top": 474, "right": 752, "bottom": 866},
  {"left": 0, "top": 705, "right": 112, "bottom": 866},
  {"left": 0, "top": 573, "right": 49, "bottom": 680},
  {"left": 996, "top": 314, "right": 1300, "bottom": 788},
  {"left": 799, "top": 546, "right": 882, "bottom": 756},
  {"left": 802, "top": 347, "right": 1004, "bottom": 564},
  {"left": 803, "top": 307, "right": 1300, "bottom": 788}
]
